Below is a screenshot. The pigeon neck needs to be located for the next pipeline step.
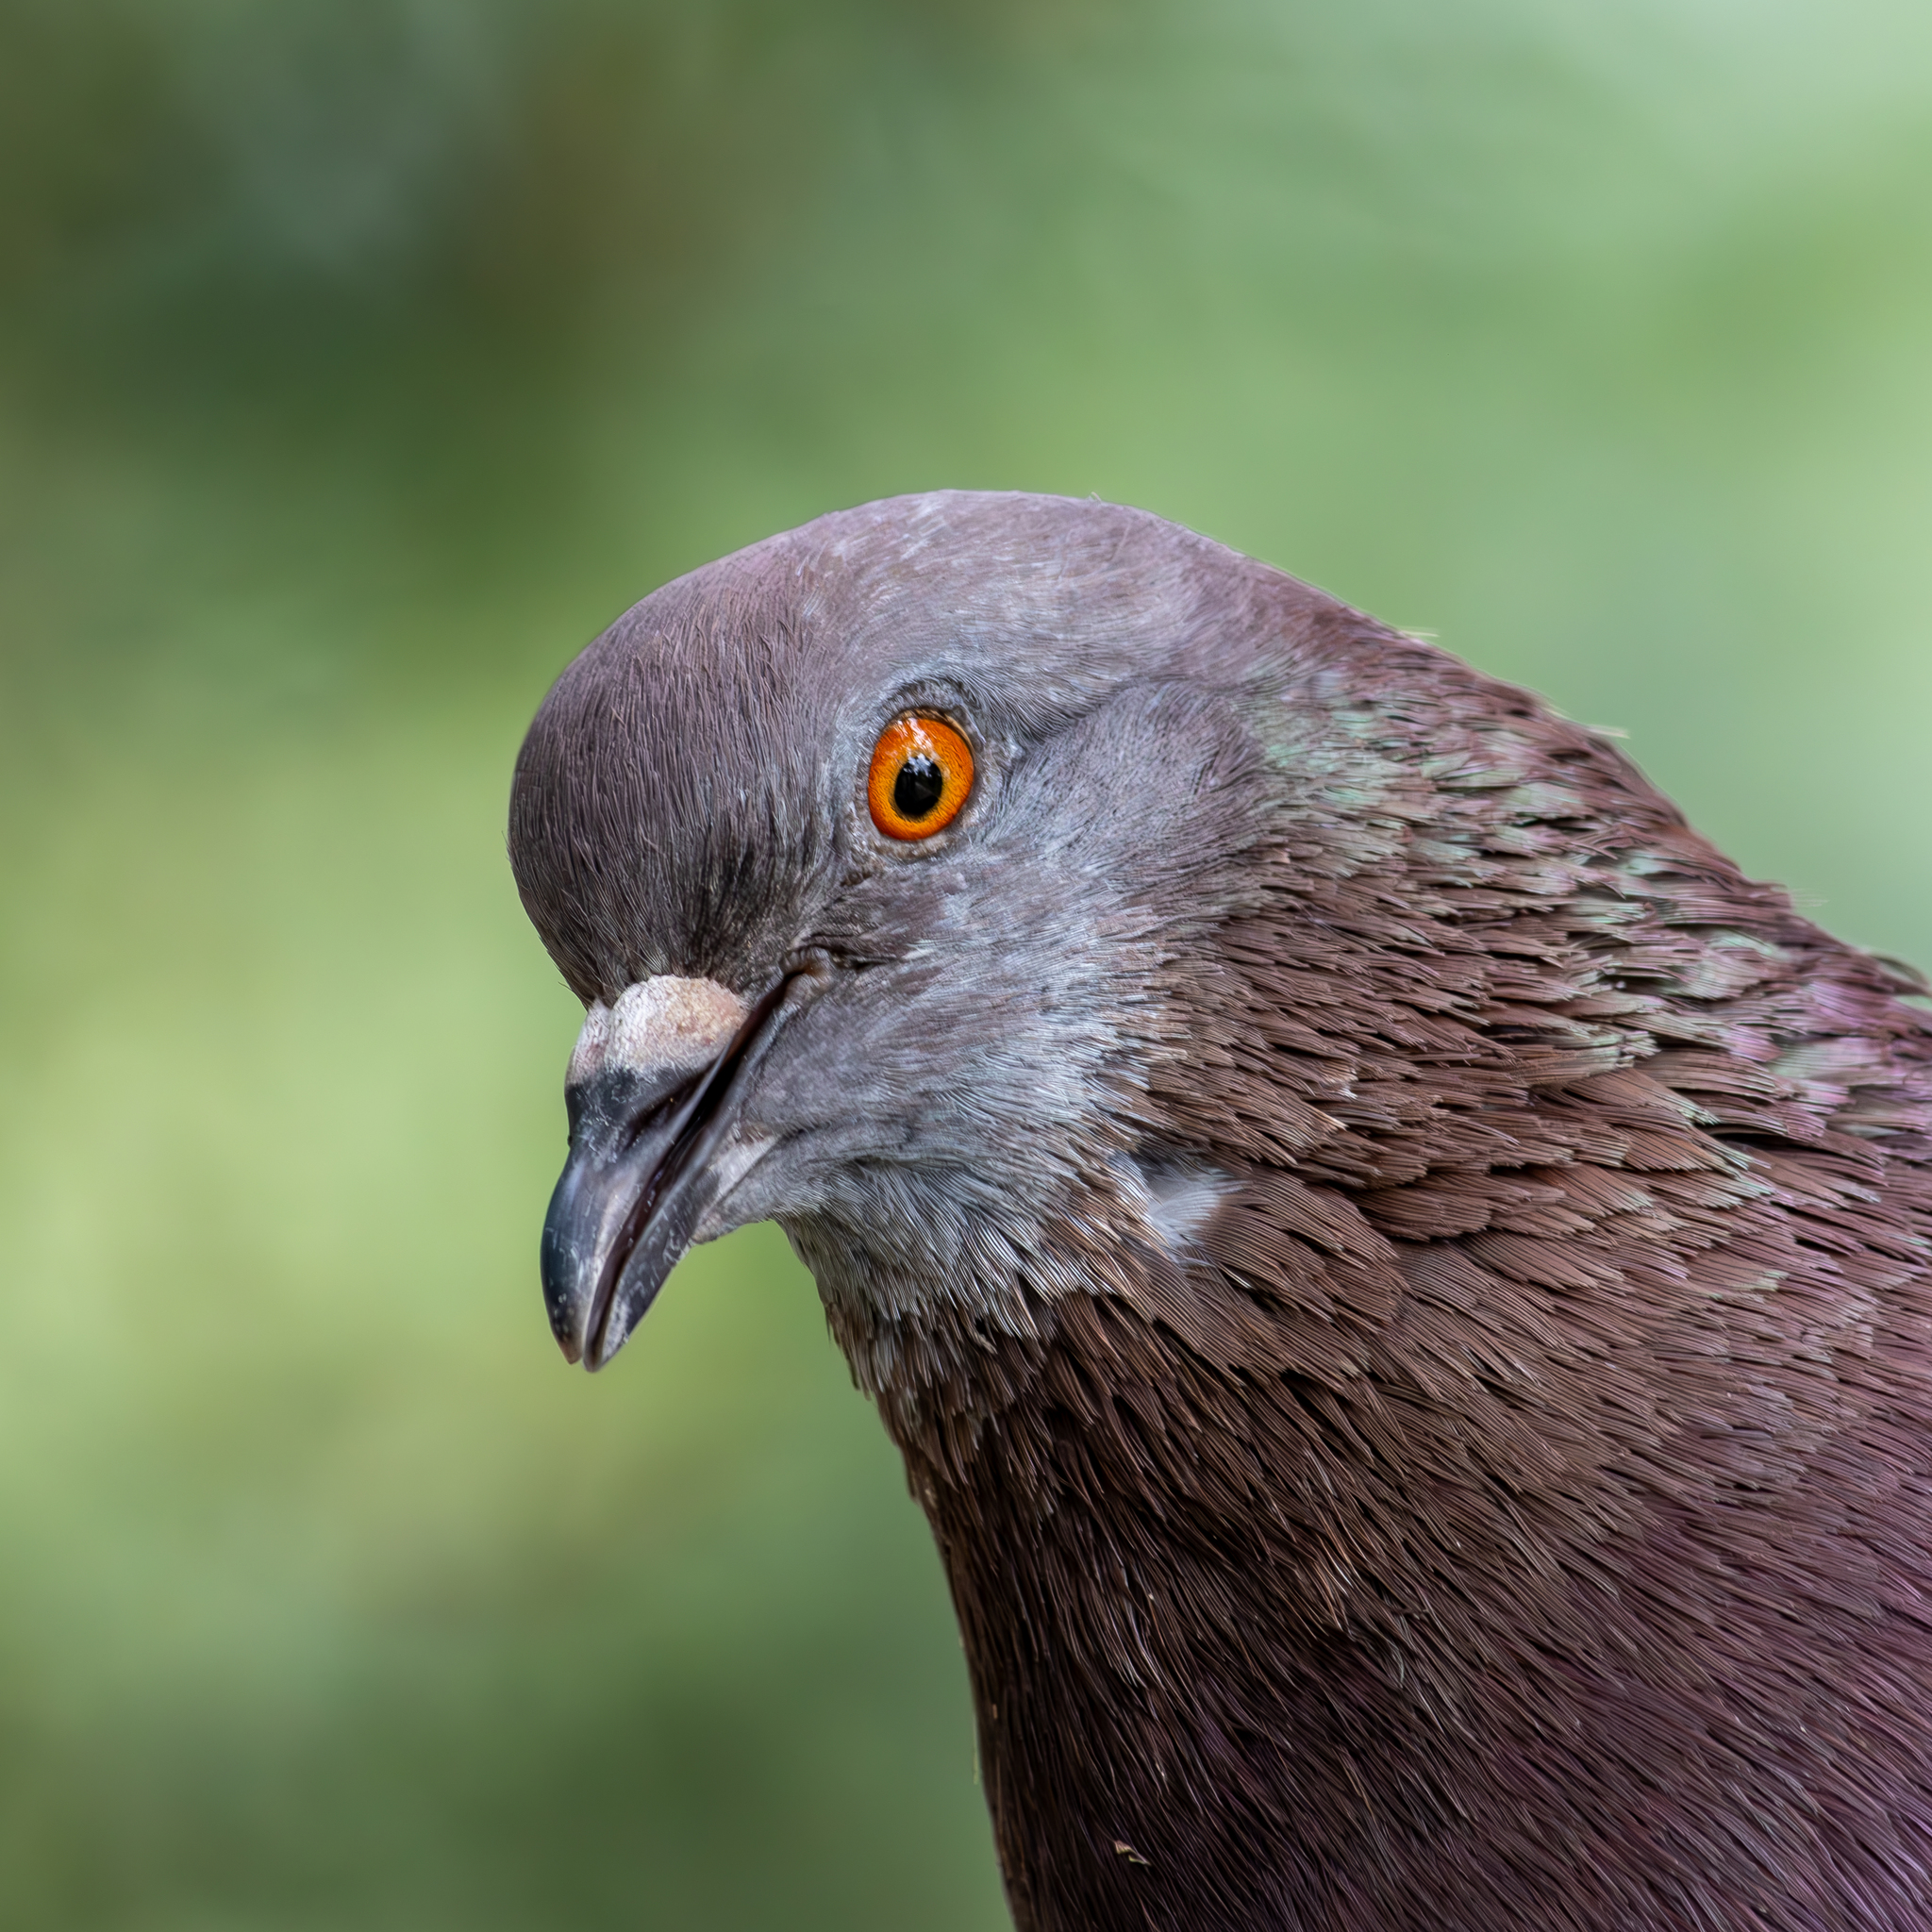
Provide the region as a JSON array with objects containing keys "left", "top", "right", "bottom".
[{"left": 882, "top": 1282, "right": 1491, "bottom": 1931}]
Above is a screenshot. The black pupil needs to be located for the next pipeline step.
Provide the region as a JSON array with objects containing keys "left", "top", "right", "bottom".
[{"left": 893, "top": 754, "right": 945, "bottom": 821}]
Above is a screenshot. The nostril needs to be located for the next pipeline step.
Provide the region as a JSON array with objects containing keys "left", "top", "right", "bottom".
[
  {"left": 565, "top": 1066, "right": 703, "bottom": 1160},
  {"left": 613, "top": 1074, "right": 700, "bottom": 1158}
]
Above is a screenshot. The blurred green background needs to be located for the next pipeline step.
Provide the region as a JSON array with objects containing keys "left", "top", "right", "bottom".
[{"left": 2, "top": 1, "right": 1929, "bottom": 1925}]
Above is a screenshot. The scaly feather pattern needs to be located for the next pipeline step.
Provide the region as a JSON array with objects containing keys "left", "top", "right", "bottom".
[{"left": 837, "top": 616, "right": 1932, "bottom": 1930}]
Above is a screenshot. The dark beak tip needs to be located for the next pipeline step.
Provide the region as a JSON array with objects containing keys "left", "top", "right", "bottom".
[{"left": 541, "top": 1281, "right": 585, "bottom": 1364}]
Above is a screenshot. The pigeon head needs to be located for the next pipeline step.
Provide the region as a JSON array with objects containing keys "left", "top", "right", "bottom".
[
  {"left": 510, "top": 491, "right": 1341, "bottom": 1372},
  {"left": 510, "top": 491, "right": 1932, "bottom": 1931}
]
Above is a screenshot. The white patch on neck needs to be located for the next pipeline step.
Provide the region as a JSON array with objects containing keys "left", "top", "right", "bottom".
[
  {"left": 567, "top": 975, "right": 748, "bottom": 1089},
  {"left": 1124, "top": 1153, "right": 1233, "bottom": 1254}
]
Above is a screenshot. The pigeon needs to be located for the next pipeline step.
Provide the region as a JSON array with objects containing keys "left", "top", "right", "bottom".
[{"left": 508, "top": 491, "right": 1932, "bottom": 1931}]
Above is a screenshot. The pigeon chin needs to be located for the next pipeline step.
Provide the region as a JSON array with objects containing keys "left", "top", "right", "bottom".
[{"left": 540, "top": 962, "right": 827, "bottom": 1370}]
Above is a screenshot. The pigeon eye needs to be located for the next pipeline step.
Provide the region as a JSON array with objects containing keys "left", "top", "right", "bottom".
[{"left": 868, "top": 715, "right": 974, "bottom": 841}]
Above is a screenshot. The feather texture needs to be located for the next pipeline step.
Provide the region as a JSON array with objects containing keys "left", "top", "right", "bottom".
[{"left": 511, "top": 491, "right": 1932, "bottom": 1930}]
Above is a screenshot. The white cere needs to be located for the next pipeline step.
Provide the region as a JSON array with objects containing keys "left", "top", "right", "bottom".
[{"left": 568, "top": 975, "right": 748, "bottom": 1089}]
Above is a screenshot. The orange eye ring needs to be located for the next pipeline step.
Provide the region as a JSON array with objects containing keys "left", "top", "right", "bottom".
[{"left": 868, "top": 714, "right": 974, "bottom": 840}]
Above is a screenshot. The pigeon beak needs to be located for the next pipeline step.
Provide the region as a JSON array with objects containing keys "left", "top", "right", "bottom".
[{"left": 540, "top": 963, "right": 824, "bottom": 1371}]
